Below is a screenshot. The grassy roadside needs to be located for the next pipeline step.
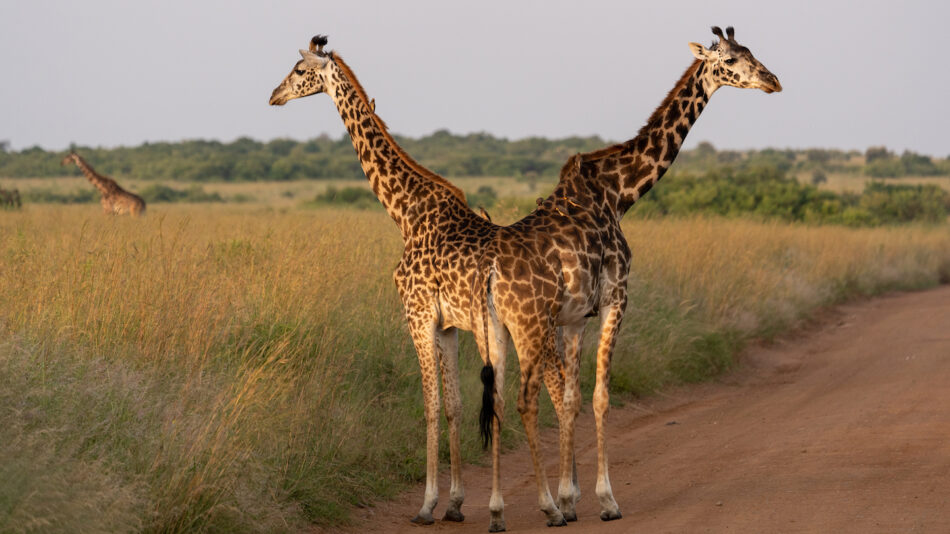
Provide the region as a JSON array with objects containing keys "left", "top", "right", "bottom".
[{"left": 1, "top": 204, "right": 948, "bottom": 532}]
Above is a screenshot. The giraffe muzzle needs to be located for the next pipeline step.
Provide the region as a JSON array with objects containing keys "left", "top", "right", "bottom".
[
  {"left": 758, "top": 71, "right": 782, "bottom": 94},
  {"left": 269, "top": 86, "right": 289, "bottom": 106}
]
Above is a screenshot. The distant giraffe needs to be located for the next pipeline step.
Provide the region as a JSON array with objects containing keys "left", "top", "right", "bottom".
[
  {"left": 472, "top": 25, "right": 782, "bottom": 529},
  {"left": 270, "top": 35, "right": 580, "bottom": 531},
  {"left": 61, "top": 152, "right": 146, "bottom": 216}
]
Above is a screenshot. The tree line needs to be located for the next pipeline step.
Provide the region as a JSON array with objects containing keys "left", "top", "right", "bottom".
[
  {"left": 0, "top": 132, "right": 607, "bottom": 181},
  {"left": 2, "top": 133, "right": 948, "bottom": 182}
]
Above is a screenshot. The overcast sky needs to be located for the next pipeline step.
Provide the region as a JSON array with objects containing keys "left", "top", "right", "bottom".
[{"left": 1, "top": 0, "right": 947, "bottom": 156}]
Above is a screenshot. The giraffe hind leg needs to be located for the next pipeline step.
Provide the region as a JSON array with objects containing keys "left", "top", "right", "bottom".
[
  {"left": 513, "top": 328, "right": 566, "bottom": 528},
  {"left": 542, "top": 350, "right": 578, "bottom": 522},
  {"left": 475, "top": 284, "right": 509, "bottom": 532},
  {"left": 436, "top": 327, "right": 465, "bottom": 522},
  {"left": 562, "top": 322, "right": 586, "bottom": 509},
  {"left": 593, "top": 305, "right": 625, "bottom": 521}
]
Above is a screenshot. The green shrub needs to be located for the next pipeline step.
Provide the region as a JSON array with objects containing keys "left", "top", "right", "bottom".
[
  {"left": 309, "top": 186, "right": 378, "bottom": 209},
  {"left": 634, "top": 167, "right": 947, "bottom": 226},
  {"left": 139, "top": 184, "right": 224, "bottom": 203},
  {"left": 859, "top": 182, "right": 948, "bottom": 224},
  {"left": 865, "top": 157, "right": 904, "bottom": 178},
  {"left": 467, "top": 185, "right": 498, "bottom": 209},
  {"left": 23, "top": 188, "right": 97, "bottom": 204}
]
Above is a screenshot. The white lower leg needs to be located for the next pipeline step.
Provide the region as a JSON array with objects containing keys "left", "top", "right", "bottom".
[
  {"left": 594, "top": 385, "right": 621, "bottom": 521},
  {"left": 489, "top": 416, "right": 506, "bottom": 532}
]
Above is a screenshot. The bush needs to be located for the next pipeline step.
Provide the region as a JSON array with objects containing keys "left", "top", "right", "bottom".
[
  {"left": 859, "top": 182, "right": 948, "bottom": 224},
  {"left": 633, "top": 166, "right": 948, "bottom": 227},
  {"left": 467, "top": 185, "right": 498, "bottom": 209},
  {"left": 139, "top": 184, "right": 224, "bottom": 203},
  {"left": 23, "top": 188, "right": 97, "bottom": 204},
  {"left": 864, "top": 150, "right": 947, "bottom": 178},
  {"left": 864, "top": 157, "right": 904, "bottom": 178},
  {"left": 900, "top": 151, "right": 942, "bottom": 176},
  {"left": 865, "top": 146, "right": 892, "bottom": 163},
  {"left": 310, "top": 186, "right": 378, "bottom": 209}
]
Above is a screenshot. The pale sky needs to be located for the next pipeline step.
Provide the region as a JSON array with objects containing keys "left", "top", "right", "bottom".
[{"left": 2, "top": 0, "right": 948, "bottom": 156}]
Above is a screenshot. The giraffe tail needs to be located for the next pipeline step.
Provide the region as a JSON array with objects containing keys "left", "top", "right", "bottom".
[
  {"left": 475, "top": 257, "right": 497, "bottom": 449},
  {"left": 479, "top": 363, "right": 495, "bottom": 449}
]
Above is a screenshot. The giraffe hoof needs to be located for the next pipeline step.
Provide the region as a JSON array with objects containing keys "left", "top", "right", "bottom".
[
  {"left": 546, "top": 517, "right": 568, "bottom": 527},
  {"left": 599, "top": 509, "right": 622, "bottom": 521},
  {"left": 410, "top": 513, "right": 435, "bottom": 525},
  {"left": 442, "top": 508, "right": 465, "bottom": 522},
  {"left": 488, "top": 523, "right": 507, "bottom": 533},
  {"left": 557, "top": 498, "right": 577, "bottom": 521}
]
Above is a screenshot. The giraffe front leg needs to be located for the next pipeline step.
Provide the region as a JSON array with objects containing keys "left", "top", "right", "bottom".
[
  {"left": 406, "top": 316, "right": 442, "bottom": 525},
  {"left": 593, "top": 304, "right": 624, "bottom": 521},
  {"left": 436, "top": 327, "right": 464, "bottom": 522}
]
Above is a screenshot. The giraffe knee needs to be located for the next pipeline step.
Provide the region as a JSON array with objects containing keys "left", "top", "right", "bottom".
[{"left": 516, "top": 394, "right": 528, "bottom": 415}]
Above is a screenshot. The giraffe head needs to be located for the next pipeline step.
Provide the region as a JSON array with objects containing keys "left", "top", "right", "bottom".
[
  {"left": 689, "top": 26, "right": 782, "bottom": 93},
  {"left": 269, "top": 35, "right": 333, "bottom": 106},
  {"left": 61, "top": 152, "right": 78, "bottom": 166}
]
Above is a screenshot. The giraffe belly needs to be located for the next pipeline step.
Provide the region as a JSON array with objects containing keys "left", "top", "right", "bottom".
[
  {"left": 556, "top": 263, "right": 600, "bottom": 325},
  {"left": 437, "top": 295, "right": 473, "bottom": 332},
  {"left": 557, "top": 291, "right": 599, "bottom": 325}
]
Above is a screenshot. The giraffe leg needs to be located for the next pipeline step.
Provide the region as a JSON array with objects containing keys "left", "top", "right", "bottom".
[
  {"left": 487, "top": 321, "right": 509, "bottom": 532},
  {"left": 541, "top": 344, "right": 577, "bottom": 522},
  {"left": 514, "top": 330, "right": 566, "bottom": 528},
  {"left": 474, "top": 295, "right": 510, "bottom": 532},
  {"left": 592, "top": 304, "right": 624, "bottom": 521},
  {"left": 406, "top": 315, "right": 441, "bottom": 525},
  {"left": 560, "top": 323, "right": 586, "bottom": 514},
  {"left": 436, "top": 327, "right": 465, "bottom": 522}
]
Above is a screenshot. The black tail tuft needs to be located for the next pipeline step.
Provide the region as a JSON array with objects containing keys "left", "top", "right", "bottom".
[{"left": 479, "top": 364, "right": 496, "bottom": 449}]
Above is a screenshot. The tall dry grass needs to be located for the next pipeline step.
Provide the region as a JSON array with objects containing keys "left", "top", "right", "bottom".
[
  {"left": 1, "top": 204, "right": 948, "bottom": 531},
  {"left": 609, "top": 217, "right": 950, "bottom": 391}
]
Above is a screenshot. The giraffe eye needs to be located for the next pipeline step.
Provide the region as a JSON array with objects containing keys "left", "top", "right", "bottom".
[
  {"left": 724, "top": 58, "right": 737, "bottom": 66},
  {"left": 294, "top": 69, "right": 306, "bottom": 75}
]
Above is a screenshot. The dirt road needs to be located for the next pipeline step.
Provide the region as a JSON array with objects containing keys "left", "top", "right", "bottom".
[{"left": 347, "top": 287, "right": 950, "bottom": 533}]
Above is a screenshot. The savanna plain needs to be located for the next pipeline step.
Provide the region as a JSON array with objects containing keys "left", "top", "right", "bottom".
[{"left": 1, "top": 186, "right": 950, "bottom": 532}]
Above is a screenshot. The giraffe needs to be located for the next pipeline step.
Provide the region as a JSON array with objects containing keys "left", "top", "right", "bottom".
[
  {"left": 61, "top": 152, "right": 146, "bottom": 216},
  {"left": 271, "top": 35, "right": 583, "bottom": 531},
  {"left": 472, "top": 25, "right": 782, "bottom": 530},
  {"left": 272, "top": 35, "right": 486, "bottom": 527}
]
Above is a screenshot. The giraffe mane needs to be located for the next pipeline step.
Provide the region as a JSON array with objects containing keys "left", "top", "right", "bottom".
[
  {"left": 66, "top": 152, "right": 124, "bottom": 193},
  {"left": 571, "top": 59, "right": 703, "bottom": 164},
  {"left": 331, "top": 54, "right": 469, "bottom": 207}
]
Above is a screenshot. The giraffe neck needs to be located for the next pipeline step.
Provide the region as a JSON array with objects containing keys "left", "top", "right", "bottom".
[
  {"left": 70, "top": 155, "right": 114, "bottom": 195},
  {"left": 576, "top": 60, "right": 718, "bottom": 219},
  {"left": 325, "top": 55, "right": 468, "bottom": 238}
]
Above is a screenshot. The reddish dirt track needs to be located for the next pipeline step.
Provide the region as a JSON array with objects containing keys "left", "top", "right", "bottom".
[{"left": 341, "top": 286, "right": 950, "bottom": 533}]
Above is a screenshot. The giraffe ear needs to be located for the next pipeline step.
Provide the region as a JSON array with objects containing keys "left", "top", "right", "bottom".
[
  {"left": 688, "top": 42, "right": 711, "bottom": 60},
  {"left": 299, "top": 49, "right": 329, "bottom": 68}
]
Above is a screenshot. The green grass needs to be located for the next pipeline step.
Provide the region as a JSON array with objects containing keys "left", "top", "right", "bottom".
[{"left": 1, "top": 204, "right": 949, "bottom": 532}]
